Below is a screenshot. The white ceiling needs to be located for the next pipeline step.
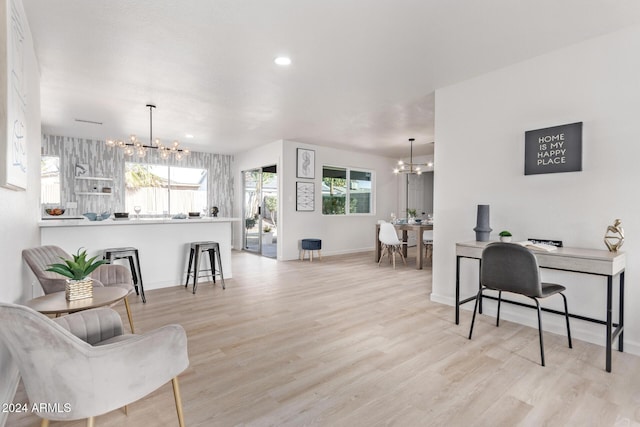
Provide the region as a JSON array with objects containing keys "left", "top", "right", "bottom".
[{"left": 22, "top": 0, "right": 640, "bottom": 159}]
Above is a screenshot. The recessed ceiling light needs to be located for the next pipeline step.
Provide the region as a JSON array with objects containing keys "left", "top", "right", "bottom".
[
  {"left": 185, "top": 134, "right": 194, "bottom": 139},
  {"left": 274, "top": 56, "right": 291, "bottom": 66}
]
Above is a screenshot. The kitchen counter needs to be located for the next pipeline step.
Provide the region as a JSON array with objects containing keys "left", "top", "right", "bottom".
[
  {"left": 39, "top": 217, "right": 240, "bottom": 291},
  {"left": 39, "top": 217, "right": 239, "bottom": 227}
]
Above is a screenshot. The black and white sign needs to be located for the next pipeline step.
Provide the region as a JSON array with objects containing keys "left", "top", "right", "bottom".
[{"left": 524, "top": 122, "right": 582, "bottom": 175}]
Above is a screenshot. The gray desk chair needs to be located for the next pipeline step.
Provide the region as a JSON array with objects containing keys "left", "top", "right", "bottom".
[
  {"left": 378, "top": 222, "right": 407, "bottom": 268},
  {"left": 0, "top": 303, "right": 188, "bottom": 427},
  {"left": 468, "top": 242, "right": 572, "bottom": 366},
  {"left": 22, "top": 245, "right": 136, "bottom": 332}
]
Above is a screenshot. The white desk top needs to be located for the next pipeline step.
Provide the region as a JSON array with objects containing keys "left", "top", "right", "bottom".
[{"left": 456, "top": 241, "right": 625, "bottom": 276}]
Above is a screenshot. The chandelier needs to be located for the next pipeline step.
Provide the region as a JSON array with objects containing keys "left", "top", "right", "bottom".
[
  {"left": 106, "top": 104, "right": 190, "bottom": 160},
  {"left": 393, "top": 138, "right": 432, "bottom": 175}
]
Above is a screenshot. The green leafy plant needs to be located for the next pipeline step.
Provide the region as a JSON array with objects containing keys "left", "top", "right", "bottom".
[
  {"left": 46, "top": 248, "right": 107, "bottom": 280},
  {"left": 263, "top": 226, "right": 272, "bottom": 233},
  {"left": 407, "top": 208, "right": 417, "bottom": 217},
  {"left": 499, "top": 230, "right": 512, "bottom": 237}
]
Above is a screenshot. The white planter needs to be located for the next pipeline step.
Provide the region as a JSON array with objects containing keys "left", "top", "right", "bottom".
[
  {"left": 500, "top": 236, "right": 512, "bottom": 242},
  {"left": 262, "top": 232, "right": 273, "bottom": 245}
]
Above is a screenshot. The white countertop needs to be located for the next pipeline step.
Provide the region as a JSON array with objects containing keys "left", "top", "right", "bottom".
[{"left": 39, "top": 217, "right": 240, "bottom": 227}]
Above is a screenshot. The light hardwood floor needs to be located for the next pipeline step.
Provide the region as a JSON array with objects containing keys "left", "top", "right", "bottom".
[{"left": 8, "top": 249, "right": 640, "bottom": 426}]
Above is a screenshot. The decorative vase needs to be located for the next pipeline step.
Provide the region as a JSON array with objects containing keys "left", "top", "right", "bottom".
[
  {"left": 65, "top": 278, "right": 93, "bottom": 301},
  {"left": 473, "top": 204, "right": 492, "bottom": 242}
]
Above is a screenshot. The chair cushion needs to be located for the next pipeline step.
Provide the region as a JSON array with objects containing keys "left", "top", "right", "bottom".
[{"left": 302, "top": 239, "right": 322, "bottom": 250}]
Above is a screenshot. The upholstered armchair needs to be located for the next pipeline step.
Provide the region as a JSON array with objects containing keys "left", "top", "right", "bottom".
[
  {"left": 0, "top": 303, "right": 189, "bottom": 427},
  {"left": 22, "top": 245, "right": 136, "bottom": 332}
]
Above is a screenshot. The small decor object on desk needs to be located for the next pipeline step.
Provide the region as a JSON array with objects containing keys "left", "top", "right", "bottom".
[
  {"left": 473, "top": 204, "right": 492, "bottom": 242},
  {"left": 499, "top": 230, "right": 512, "bottom": 242},
  {"left": 211, "top": 206, "right": 219, "bottom": 217},
  {"left": 604, "top": 218, "right": 624, "bottom": 252},
  {"left": 46, "top": 248, "right": 106, "bottom": 301}
]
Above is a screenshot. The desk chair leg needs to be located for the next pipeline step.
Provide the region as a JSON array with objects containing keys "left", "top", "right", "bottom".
[
  {"left": 41, "top": 419, "right": 49, "bottom": 427},
  {"left": 172, "top": 377, "right": 186, "bottom": 427},
  {"left": 496, "top": 291, "right": 502, "bottom": 327},
  {"left": 468, "top": 288, "right": 483, "bottom": 339},
  {"left": 561, "top": 292, "right": 572, "bottom": 348},
  {"left": 532, "top": 297, "right": 545, "bottom": 366},
  {"left": 378, "top": 245, "right": 387, "bottom": 266},
  {"left": 123, "top": 296, "right": 135, "bottom": 333},
  {"left": 87, "top": 417, "right": 95, "bottom": 427}
]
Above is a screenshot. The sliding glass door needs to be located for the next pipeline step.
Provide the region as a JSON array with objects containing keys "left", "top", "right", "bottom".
[{"left": 242, "top": 165, "right": 277, "bottom": 258}]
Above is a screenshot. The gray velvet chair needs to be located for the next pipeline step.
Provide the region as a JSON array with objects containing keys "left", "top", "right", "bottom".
[
  {"left": 0, "top": 303, "right": 188, "bottom": 427},
  {"left": 468, "top": 242, "right": 572, "bottom": 366},
  {"left": 22, "top": 245, "right": 136, "bottom": 332}
]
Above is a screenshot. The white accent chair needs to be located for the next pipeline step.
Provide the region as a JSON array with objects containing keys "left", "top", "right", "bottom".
[
  {"left": 378, "top": 222, "right": 407, "bottom": 268},
  {"left": 0, "top": 303, "right": 188, "bottom": 427}
]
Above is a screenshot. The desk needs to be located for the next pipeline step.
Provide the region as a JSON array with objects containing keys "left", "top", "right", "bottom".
[
  {"left": 25, "top": 287, "right": 129, "bottom": 316},
  {"left": 455, "top": 241, "right": 626, "bottom": 372},
  {"left": 375, "top": 223, "right": 433, "bottom": 269}
]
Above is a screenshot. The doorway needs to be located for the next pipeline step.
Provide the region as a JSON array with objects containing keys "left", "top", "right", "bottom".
[{"left": 242, "top": 165, "right": 278, "bottom": 258}]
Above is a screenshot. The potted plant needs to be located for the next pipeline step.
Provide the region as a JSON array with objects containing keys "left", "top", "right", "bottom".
[
  {"left": 262, "top": 226, "right": 274, "bottom": 245},
  {"left": 499, "top": 230, "right": 513, "bottom": 242},
  {"left": 46, "top": 248, "right": 106, "bottom": 300}
]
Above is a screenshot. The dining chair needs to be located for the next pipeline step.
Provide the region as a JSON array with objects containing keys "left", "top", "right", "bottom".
[
  {"left": 0, "top": 303, "right": 188, "bottom": 427},
  {"left": 422, "top": 230, "right": 433, "bottom": 259},
  {"left": 22, "top": 245, "right": 136, "bottom": 332},
  {"left": 378, "top": 222, "right": 407, "bottom": 268},
  {"left": 468, "top": 242, "right": 572, "bottom": 366}
]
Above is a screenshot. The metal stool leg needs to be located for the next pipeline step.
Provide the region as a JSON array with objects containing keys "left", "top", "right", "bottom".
[
  {"left": 215, "top": 245, "right": 225, "bottom": 290},
  {"left": 132, "top": 250, "right": 146, "bottom": 303},
  {"left": 192, "top": 245, "right": 201, "bottom": 294},
  {"left": 126, "top": 256, "right": 139, "bottom": 296},
  {"left": 207, "top": 248, "right": 216, "bottom": 284},
  {"left": 185, "top": 248, "right": 195, "bottom": 287}
]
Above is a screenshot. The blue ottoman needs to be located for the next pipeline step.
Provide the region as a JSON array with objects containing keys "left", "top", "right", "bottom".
[{"left": 300, "top": 239, "right": 322, "bottom": 262}]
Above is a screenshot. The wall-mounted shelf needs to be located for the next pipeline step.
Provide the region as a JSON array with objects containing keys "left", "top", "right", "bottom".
[
  {"left": 76, "top": 192, "right": 112, "bottom": 196},
  {"left": 75, "top": 176, "right": 113, "bottom": 181}
]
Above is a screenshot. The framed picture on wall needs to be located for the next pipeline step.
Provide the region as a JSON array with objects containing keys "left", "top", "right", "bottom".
[
  {"left": 296, "top": 181, "right": 314, "bottom": 211},
  {"left": 297, "top": 148, "right": 315, "bottom": 179}
]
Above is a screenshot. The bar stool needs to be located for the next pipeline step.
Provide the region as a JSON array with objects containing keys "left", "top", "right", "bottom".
[
  {"left": 103, "top": 247, "right": 146, "bottom": 303},
  {"left": 184, "top": 241, "right": 225, "bottom": 294},
  {"left": 300, "top": 238, "right": 322, "bottom": 262}
]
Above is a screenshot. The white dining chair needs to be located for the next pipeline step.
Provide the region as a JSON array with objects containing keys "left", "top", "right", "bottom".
[
  {"left": 423, "top": 230, "right": 434, "bottom": 259},
  {"left": 378, "top": 222, "right": 407, "bottom": 268}
]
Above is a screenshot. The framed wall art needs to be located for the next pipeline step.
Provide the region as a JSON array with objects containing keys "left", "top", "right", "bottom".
[
  {"left": 1, "top": 0, "right": 28, "bottom": 190},
  {"left": 296, "top": 148, "right": 315, "bottom": 179},
  {"left": 296, "top": 181, "right": 314, "bottom": 211}
]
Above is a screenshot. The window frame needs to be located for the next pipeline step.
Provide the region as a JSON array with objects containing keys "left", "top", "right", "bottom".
[{"left": 321, "top": 165, "right": 374, "bottom": 216}]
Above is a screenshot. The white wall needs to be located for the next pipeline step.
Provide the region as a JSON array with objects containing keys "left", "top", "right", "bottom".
[
  {"left": 432, "top": 25, "right": 640, "bottom": 355},
  {"left": 0, "top": 0, "right": 41, "bottom": 423},
  {"left": 280, "top": 140, "right": 398, "bottom": 260}
]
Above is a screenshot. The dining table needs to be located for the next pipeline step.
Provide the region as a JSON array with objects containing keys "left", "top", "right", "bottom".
[{"left": 375, "top": 222, "right": 433, "bottom": 269}]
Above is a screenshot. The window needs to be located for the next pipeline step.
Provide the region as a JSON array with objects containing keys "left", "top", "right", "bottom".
[
  {"left": 322, "top": 166, "right": 373, "bottom": 215},
  {"left": 125, "top": 162, "right": 207, "bottom": 216},
  {"left": 41, "top": 156, "right": 60, "bottom": 204}
]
